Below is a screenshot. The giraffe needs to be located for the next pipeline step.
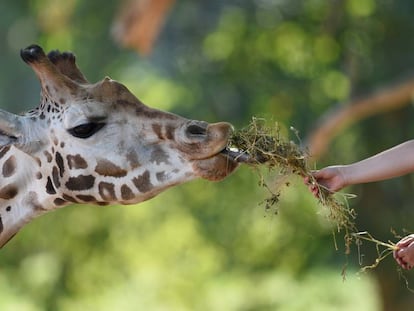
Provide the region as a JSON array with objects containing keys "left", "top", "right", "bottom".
[{"left": 0, "top": 44, "right": 240, "bottom": 248}]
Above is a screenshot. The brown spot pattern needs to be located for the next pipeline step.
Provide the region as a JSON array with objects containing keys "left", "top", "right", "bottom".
[
  {"left": 152, "top": 123, "right": 163, "bottom": 140},
  {"left": 34, "top": 157, "right": 41, "bottom": 167},
  {"left": 116, "top": 99, "right": 134, "bottom": 106},
  {"left": 2, "top": 156, "right": 16, "bottom": 177},
  {"left": 165, "top": 124, "right": 175, "bottom": 140},
  {"left": 121, "top": 184, "right": 134, "bottom": 201},
  {"left": 156, "top": 171, "right": 167, "bottom": 182},
  {"left": 126, "top": 150, "right": 140, "bottom": 168},
  {"left": 62, "top": 194, "right": 78, "bottom": 203},
  {"left": 132, "top": 170, "right": 153, "bottom": 193},
  {"left": 46, "top": 177, "right": 56, "bottom": 194},
  {"left": 0, "top": 146, "right": 11, "bottom": 159},
  {"left": 54, "top": 198, "right": 67, "bottom": 206},
  {"left": 65, "top": 175, "right": 95, "bottom": 191},
  {"left": 67, "top": 154, "right": 88, "bottom": 169},
  {"left": 95, "top": 159, "right": 127, "bottom": 177},
  {"left": 55, "top": 152, "right": 65, "bottom": 177},
  {"left": 150, "top": 146, "right": 170, "bottom": 165},
  {"left": 52, "top": 166, "right": 61, "bottom": 188},
  {"left": 76, "top": 195, "right": 97, "bottom": 202},
  {"left": 135, "top": 106, "right": 178, "bottom": 120},
  {"left": 0, "top": 185, "right": 18, "bottom": 199},
  {"left": 99, "top": 182, "right": 117, "bottom": 201},
  {"left": 43, "top": 150, "right": 53, "bottom": 163},
  {"left": 0, "top": 216, "right": 3, "bottom": 234}
]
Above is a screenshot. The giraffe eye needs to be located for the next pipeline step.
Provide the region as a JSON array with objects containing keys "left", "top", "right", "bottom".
[{"left": 68, "top": 122, "right": 105, "bottom": 139}]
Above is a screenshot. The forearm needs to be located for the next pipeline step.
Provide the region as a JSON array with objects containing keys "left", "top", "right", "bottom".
[{"left": 341, "top": 140, "right": 414, "bottom": 186}]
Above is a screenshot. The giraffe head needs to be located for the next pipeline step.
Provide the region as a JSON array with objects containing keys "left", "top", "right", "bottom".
[{"left": 0, "top": 45, "right": 239, "bottom": 247}]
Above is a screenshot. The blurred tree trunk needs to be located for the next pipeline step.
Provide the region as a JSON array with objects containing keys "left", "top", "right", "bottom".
[
  {"left": 112, "top": 0, "right": 175, "bottom": 55},
  {"left": 306, "top": 77, "right": 414, "bottom": 159}
]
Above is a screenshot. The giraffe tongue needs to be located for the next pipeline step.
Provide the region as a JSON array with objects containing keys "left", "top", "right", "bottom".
[
  {"left": 221, "top": 147, "right": 272, "bottom": 164},
  {"left": 220, "top": 148, "right": 254, "bottom": 163}
]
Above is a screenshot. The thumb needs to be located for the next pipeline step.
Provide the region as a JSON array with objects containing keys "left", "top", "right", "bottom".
[{"left": 312, "top": 169, "right": 328, "bottom": 180}]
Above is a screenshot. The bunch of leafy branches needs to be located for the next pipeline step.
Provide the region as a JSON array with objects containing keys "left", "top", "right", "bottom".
[
  {"left": 226, "top": 118, "right": 414, "bottom": 280},
  {"left": 226, "top": 118, "right": 366, "bottom": 256}
]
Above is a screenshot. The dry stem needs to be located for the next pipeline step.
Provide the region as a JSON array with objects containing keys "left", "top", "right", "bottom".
[
  {"left": 228, "top": 118, "right": 357, "bottom": 249},
  {"left": 228, "top": 118, "right": 410, "bottom": 273}
]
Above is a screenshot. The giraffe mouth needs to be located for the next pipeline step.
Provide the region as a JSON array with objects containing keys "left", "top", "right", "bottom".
[
  {"left": 220, "top": 147, "right": 254, "bottom": 163},
  {"left": 192, "top": 150, "right": 239, "bottom": 181},
  {"left": 187, "top": 122, "right": 241, "bottom": 181}
]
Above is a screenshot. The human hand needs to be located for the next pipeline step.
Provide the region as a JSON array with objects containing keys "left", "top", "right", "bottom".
[
  {"left": 393, "top": 234, "right": 414, "bottom": 270},
  {"left": 304, "top": 166, "right": 348, "bottom": 197}
]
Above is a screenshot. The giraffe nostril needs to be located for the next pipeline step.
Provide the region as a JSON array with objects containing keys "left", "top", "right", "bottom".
[{"left": 186, "top": 122, "right": 208, "bottom": 137}]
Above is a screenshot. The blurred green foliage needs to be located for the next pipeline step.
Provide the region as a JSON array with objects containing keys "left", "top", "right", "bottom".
[{"left": 3, "top": 0, "right": 414, "bottom": 310}]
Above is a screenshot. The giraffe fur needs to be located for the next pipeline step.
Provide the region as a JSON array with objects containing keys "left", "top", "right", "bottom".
[{"left": 0, "top": 45, "right": 239, "bottom": 248}]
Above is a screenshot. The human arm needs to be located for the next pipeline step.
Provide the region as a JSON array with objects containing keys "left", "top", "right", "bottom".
[{"left": 306, "top": 140, "right": 414, "bottom": 193}]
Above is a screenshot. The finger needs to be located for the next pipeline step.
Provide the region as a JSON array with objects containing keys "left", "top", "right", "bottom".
[
  {"left": 396, "top": 237, "right": 412, "bottom": 247},
  {"left": 398, "top": 236, "right": 414, "bottom": 245},
  {"left": 312, "top": 172, "right": 324, "bottom": 180},
  {"left": 395, "top": 256, "right": 404, "bottom": 267},
  {"left": 399, "top": 254, "right": 414, "bottom": 269},
  {"left": 397, "top": 248, "right": 406, "bottom": 260},
  {"left": 397, "top": 258, "right": 408, "bottom": 269},
  {"left": 393, "top": 250, "right": 399, "bottom": 260}
]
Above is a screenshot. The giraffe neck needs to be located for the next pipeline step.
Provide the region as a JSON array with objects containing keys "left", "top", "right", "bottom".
[{"left": 0, "top": 146, "right": 57, "bottom": 246}]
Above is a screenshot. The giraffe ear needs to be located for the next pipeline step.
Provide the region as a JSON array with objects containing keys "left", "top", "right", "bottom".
[{"left": 0, "top": 110, "right": 23, "bottom": 147}]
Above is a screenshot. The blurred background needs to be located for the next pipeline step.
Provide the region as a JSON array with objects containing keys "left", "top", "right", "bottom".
[{"left": 2, "top": 0, "right": 414, "bottom": 310}]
